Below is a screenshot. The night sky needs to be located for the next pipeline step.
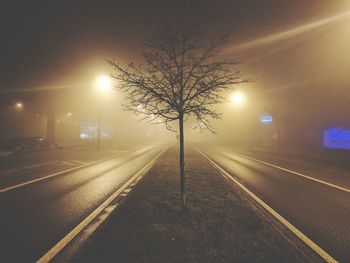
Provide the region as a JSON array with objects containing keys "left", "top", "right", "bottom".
[{"left": 1, "top": 0, "right": 349, "bottom": 91}]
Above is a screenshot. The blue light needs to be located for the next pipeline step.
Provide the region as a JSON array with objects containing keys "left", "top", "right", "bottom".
[
  {"left": 260, "top": 115, "right": 273, "bottom": 123},
  {"left": 323, "top": 127, "right": 350, "bottom": 150}
]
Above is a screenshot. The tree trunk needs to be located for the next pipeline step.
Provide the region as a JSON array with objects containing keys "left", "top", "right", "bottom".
[{"left": 179, "top": 114, "right": 186, "bottom": 207}]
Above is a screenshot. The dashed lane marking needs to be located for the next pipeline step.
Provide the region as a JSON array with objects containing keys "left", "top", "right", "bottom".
[
  {"left": 0, "top": 161, "right": 57, "bottom": 176},
  {"left": 0, "top": 146, "right": 153, "bottom": 194}
]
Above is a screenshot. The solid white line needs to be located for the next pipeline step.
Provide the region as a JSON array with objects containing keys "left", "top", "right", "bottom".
[
  {"left": 0, "top": 146, "right": 149, "bottom": 194},
  {"left": 228, "top": 150, "right": 350, "bottom": 194},
  {"left": 36, "top": 147, "right": 166, "bottom": 263},
  {"left": 199, "top": 150, "right": 338, "bottom": 263}
]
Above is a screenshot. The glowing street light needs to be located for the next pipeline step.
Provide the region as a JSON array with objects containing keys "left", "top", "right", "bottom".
[
  {"left": 229, "top": 91, "right": 246, "bottom": 106},
  {"left": 95, "top": 74, "right": 112, "bottom": 150},
  {"left": 15, "top": 102, "right": 24, "bottom": 111},
  {"left": 96, "top": 74, "right": 112, "bottom": 93}
]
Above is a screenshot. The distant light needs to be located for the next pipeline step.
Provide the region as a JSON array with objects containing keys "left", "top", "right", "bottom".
[
  {"left": 80, "top": 122, "right": 111, "bottom": 139},
  {"left": 15, "top": 102, "right": 24, "bottom": 111},
  {"left": 260, "top": 114, "right": 273, "bottom": 123},
  {"left": 230, "top": 91, "right": 246, "bottom": 106},
  {"left": 67, "top": 112, "right": 72, "bottom": 117},
  {"left": 80, "top": 133, "right": 89, "bottom": 139},
  {"left": 96, "top": 75, "right": 112, "bottom": 92}
]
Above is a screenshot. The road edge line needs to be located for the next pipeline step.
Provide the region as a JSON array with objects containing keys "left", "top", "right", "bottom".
[
  {"left": 198, "top": 150, "right": 338, "bottom": 263},
  {"left": 0, "top": 146, "right": 151, "bottom": 194},
  {"left": 36, "top": 147, "right": 167, "bottom": 263}
]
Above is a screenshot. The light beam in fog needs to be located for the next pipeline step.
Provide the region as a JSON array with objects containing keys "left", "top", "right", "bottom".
[
  {"left": 0, "top": 83, "right": 90, "bottom": 94},
  {"left": 227, "top": 9, "right": 350, "bottom": 53}
]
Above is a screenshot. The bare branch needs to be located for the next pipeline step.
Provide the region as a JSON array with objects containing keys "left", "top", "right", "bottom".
[{"left": 109, "top": 22, "right": 249, "bottom": 133}]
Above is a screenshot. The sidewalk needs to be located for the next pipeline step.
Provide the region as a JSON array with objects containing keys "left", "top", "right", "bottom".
[{"left": 71, "top": 147, "right": 311, "bottom": 263}]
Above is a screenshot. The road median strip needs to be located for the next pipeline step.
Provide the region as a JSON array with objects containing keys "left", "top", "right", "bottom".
[{"left": 66, "top": 147, "right": 315, "bottom": 263}]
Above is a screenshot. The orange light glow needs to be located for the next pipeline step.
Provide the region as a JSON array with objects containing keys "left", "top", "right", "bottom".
[
  {"left": 229, "top": 91, "right": 246, "bottom": 106},
  {"left": 96, "top": 75, "right": 112, "bottom": 92},
  {"left": 15, "top": 102, "right": 24, "bottom": 111}
]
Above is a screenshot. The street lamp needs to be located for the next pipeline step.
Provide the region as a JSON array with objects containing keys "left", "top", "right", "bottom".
[
  {"left": 95, "top": 74, "right": 112, "bottom": 149},
  {"left": 15, "top": 102, "right": 24, "bottom": 111},
  {"left": 96, "top": 75, "right": 112, "bottom": 93},
  {"left": 229, "top": 91, "right": 246, "bottom": 106}
]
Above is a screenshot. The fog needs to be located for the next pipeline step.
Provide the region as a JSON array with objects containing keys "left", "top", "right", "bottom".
[
  {"left": 1, "top": 3, "right": 350, "bottom": 156},
  {"left": 0, "top": 82, "right": 176, "bottom": 146},
  {"left": 188, "top": 10, "right": 350, "bottom": 154}
]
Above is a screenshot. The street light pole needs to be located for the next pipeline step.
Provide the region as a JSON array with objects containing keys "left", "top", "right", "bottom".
[{"left": 97, "top": 109, "right": 101, "bottom": 150}]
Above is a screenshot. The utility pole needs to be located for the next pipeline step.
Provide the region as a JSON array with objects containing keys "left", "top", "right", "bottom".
[
  {"left": 46, "top": 102, "right": 56, "bottom": 147},
  {"left": 97, "top": 110, "right": 101, "bottom": 150}
]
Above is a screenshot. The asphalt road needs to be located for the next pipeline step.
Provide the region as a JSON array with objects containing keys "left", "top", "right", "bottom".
[
  {"left": 0, "top": 144, "right": 124, "bottom": 176},
  {"left": 0, "top": 145, "right": 163, "bottom": 262},
  {"left": 201, "top": 146, "right": 350, "bottom": 262},
  {"left": 0, "top": 146, "right": 142, "bottom": 190}
]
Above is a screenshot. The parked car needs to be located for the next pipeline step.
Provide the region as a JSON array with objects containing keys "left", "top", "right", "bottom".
[
  {"left": 0, "top": 137, "right": 48, "bottom": 152},
  {"left": 24, "top": 137, "right": 49, "bottom": 149},
  {"left": 0, "top": 137, "right": 27, "bottom": 152}
]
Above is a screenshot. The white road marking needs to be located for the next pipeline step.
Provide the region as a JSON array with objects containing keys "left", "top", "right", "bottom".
[
  {"left": 61, "top": 161, "right": 76, "bottom": 166},
  {"left": 199, "top": 150, "right": 338, "bottom": 263},
  {"left": 36, "top": 147, "right": 166, "bottom": 263},
  {"left": 71, "top": 160, "right": 89, "bottom": 165},
  {"left": 0, "top": 147, "right": 147, "bottom": 175},
  {"left": 0, "top": 146, "right": 150, "bottom": 194},
  {"left": 0, "top": 161, "right": 57, "bottom": 176},
  {"left": 220, "top": 149, "right": 350, "bottom": 194}
]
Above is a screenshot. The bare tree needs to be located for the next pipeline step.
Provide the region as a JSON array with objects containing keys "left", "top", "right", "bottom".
[{"left": 109, "top": 24, "right": 247, "bottom": 206}]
